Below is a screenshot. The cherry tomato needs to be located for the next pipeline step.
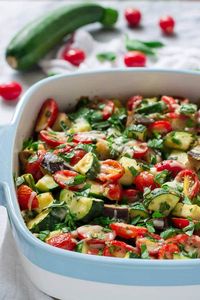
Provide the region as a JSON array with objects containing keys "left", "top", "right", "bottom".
[
  {"left": 164, "top": 112, "right": 188, "bottom": 131},
  {"left": 148, "top": 120, "right": 172, "bottom": 135},
  {"left": 47, "top": 233, "right": 77, "bottom": 250},
  {"left": 0, "top": 81, "right": 22, "bottom": 100},
  {"left": 122, "top": 189, "right": 139, "bottom": 203},
  {"left": 132, "top": 141, "right": 149, "bottom": 159},
  {"left": 136, "top": 237, "right": 162, "bottom": 257},
  {"left": 127, "top": 95, "right": 142, "bottom": 111},
  {"left": 158, "top": 243, "right": 179, "bottom": 259},
  {"left": 35, "top": 98, "right": 58, "bottom": 132},
  {"left": 17, "top": 185, "right": 38, "bottom": 210},
  {"left": 134, "top": 171, "right": 157, "bottom": 192},
  {"left": 103, "top": 240, "right": 137, "bottom": 258},
  {"left": 62, "top": 48, "right": 85, "bottom": 66},
  {"left": 171, "top": 217, "right": 190, "bottom": 229},
  {"left": 175, "top": 169, "right": 200, "bottom": 198},
  {"left": 110, "top": 223, "right": 147, "bottom": 239},
  {"left": 53, "top": 170, "right": 85, "bottom": 190},
  {"left": 25, "top": 150, "right": 46, "bottom": 181},
  {"left": 77, "top": 225, "right": 116, "bottom": 241},
  {"left": 73, "top": 131, "right": 106, "bottom": 144},
  {"left": 53, "top": 144, "right": 73, "bottom": 155},
  {"left": 103, "top": 182, "right": 122, "bottom": 201},
  {"left": 161, "top": 96, "right": 177, "bottom": 112},
  {"left": 39, "top": 130, "right": 68, "bottom": 147},
  {"left": 101, "top": 100, "right": 115, "bottom": 120},
  {"left": 124, "top": 51, "right": 146, "bottom": 67},
  {"left": 70, "top": 149, "right": 87, "bottom": 166},
  {"left": 125, "top": 8, "right": 141, "bottom": 27},
  {"left": 159, "top": 16, "right": 175, "bottom": 35},
  {"left": 155, "top": 160, "right": 185, "bottom": 177},
  {"left": 98, "top": 160, "right": 124, "bottom": 182}
]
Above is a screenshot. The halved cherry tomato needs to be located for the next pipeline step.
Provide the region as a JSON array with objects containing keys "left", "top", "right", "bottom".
[
  {"left": 103, "top": 240, "right": 137, "bottom": 258},
  {"left": 70, "top": 149, "right": 87, "bottom": 166},
  {"left": 99, "top": 99, "right": 115, "bottom": 120},
  {"left": 53, "top": 170, "right": 85, "bottom": 190},
  {"left": 132, "top": 141, "right": 148, "bottom": 159},
  {"left": 77, "top": 225, "right": 116, "bottom": 241},
  {"left": 98, "top": 160, "right": 124, "bottom": 182},
  {"left": 136, "top": 237, "right": 162, "bottom": 257},
  {"left": 25, "top": 150, "right": 46, "bottom": 181},
  {"left": 122, "top": 189, "right": 139, "bottom": 203},
  {"left": 148, "top": 120, "right": 172, "bottom": 135},
  {"left": 158, "top": 243, "right": 179, "bottom": 259},
  {"left": 35, "top": 99, "right": 58, "bottom": 132},
  {"left": 47, "top": 233, "right": 77, "bottom": 250},
  {"left": 171, "top": 217, "right": 190, "bottom": 229},
  {"left": 17, "top": 185, "right": 39, "bottom": 210},
  {"left": 103, "top": 182, "right": 122, "bottom": 201},
  {"left": 161, "top": 96, "right": 177, "bottom": 112},
  {"left": 155, "top": 160, "right": 185, "bottom": 177},
  {"left": 53, "top": 144, "right": 73, "bottom": 155},
  {"left": 175, "top": 169, "right": 200, "bottom": 198},
  {"left": 39, "top": 130, "right": 69, "bottom": 147},
  {"left": 73, "top": 131, "right": 106, "bottom": 144},
  {"left": 127, "top": 95, "right": 142, "bottom": 111},
  {"left": 134, "top": 171, "right": 157, "bottom": 192},
  {"left": 110, "top": 223, "right": 147, "bottom": 239}
]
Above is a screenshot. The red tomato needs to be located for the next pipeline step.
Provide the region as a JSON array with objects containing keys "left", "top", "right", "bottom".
[
  {"left": 175, "top": 169, "right": 200, "bottom": 198},
  {"left": 122, "top": 189, "right": 139, "bottom": 203},
  {"left": 124, "top": 51, "right": 146, "bottom": 67},
  {"left": 171, "top": 217, "right": 190, "bottom": 229},
  {"left": 35, "top": 99, "right": 58, "bottom": 132},
  {"left": 127, "top": 95, "right": 142, "bottom": 111},
  {"left": 25, "top": 150, "right": 46, "bottom": 181},
  {"left": 161, "top": 96, "right": 177, "bottom": 112},
  {"left": 17, "top": 185, "right": 38, "bottom": 210},
  {"left": 47, "top": 233, "right": 77, "bottom": 250},
  {"left": 53, "top": 144, "right": 73, "bottom": 155},
  {"left": 77, "top": 225, "right": 116, "bottom": 241},
  {"left": 73, "top": 132, "right": 106, "bottom": 144},
  {"left": 103, "top": 240, "right": 137, "bottom": 258},
  {"left": 110, "top": 223, "right": 147, "bottom": 239},
  {"left": 62, "top": 48, "right": 85, "bottom": 66},
  {"left": 39, "top": 130, "right": 68, "bottom": 147},
  {"left": 136, "top": 237, "right": 162, "bottom": 257},
  {"left": 98, "top": 160, "right": 124, "bottom": 182},
  {"left": 158, "top": 243, "right": 179, "bottom": 259},
  {"left": 103, "top": 182, "right": 122, "bottom": 201},
  {"left": 148, "top": 120, "right": 172, "bottom": 135},
  {"left": 132, "top": 141, "right": 148, "bottom": 159},
  {"left": 70, "top": 149, "right": 87, "bottom": 166},
  {"left": 134, "top": 171, "right": 157, "bottom": 192},
  {"left": 53, "top": 170, "right": 84, "bottom": 189},
  {"left": 125, "top": 8, "right": 141, "bottom": 27},
  {"left": 155, "top": 160, "right": 185, "bottom": 177},
  {"left": 159, "top": 16, "right": 175, "bottom": 35},
  {"left": 101, "top": 100, "right": 115, "bottom": 120},
  {"left": 0, "top": 81, "right": 22, "bottom": 100}
]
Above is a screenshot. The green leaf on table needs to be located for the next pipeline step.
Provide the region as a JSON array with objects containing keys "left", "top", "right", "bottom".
[
  {"left": 141, "top": 40, "right": 164, "bottom": 48},
  {"left": 96, "top": 52, "right": 116, "bottom": 62},
  {"left": 125, "top": 36, "right": 164, "bottom": 56}
]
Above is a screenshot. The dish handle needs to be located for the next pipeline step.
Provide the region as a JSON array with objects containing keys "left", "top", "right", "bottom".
[{"left": 0, "top": 125, "right": 12, "bottom": 207}]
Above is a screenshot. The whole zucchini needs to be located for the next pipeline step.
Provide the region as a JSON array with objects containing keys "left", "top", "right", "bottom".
[{"left": 6, "top": 3, "right": 118, "bottom": 71}]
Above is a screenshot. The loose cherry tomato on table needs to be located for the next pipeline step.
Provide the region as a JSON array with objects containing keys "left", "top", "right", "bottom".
[
  {"left": 47, "top": 233, "right": 77, "bottom": 250},
  {"left": 148, "top": 120, "right": 172, "bottom": 135},
  {"left": 159, "top": 16, "right": 175, "bottom": 35},
  {"left": 25, "top": 150, "right": 46, "bottom": 181},
  {"left": 125, "top": 8, "right": 142, "bottom": 27},
  {"left": 98, "top": 160, "right": 124, "bottom": 182},
  {"left": 35, "top": 98, "right": 58, "bottom": 132},
  {"left": 0, "top": 81, "right": 22, "bottom": 100},
  {"left": 155, "top": 160, "right": 185, "bottom": 177},
  {"left": 103, "top": 240, "right": 138, "bottom": 258},
  {"left": 134, "top": 171, "right": 157, "bottom": 192},
  {"left": 161, "top": 96, "right": 177, "bottom": 112},
  {"left": 77, "top": 225, "right": 116, "bottom": 241},
  {"left": 175, "top": 169, "right": 200, "bottom": 198},
  {"left": 53, "top": 170, "right": 85, "bottom": 190},
  {"left": 103, "top": 182, "right": 122, "bottom": 201},
  {"left": 122, "top": 189, "right": 139, "bottom": 203},
  {"left": 62, "top": 48, "right": 86, "bottom": 66},
  {"left": 171, "top": 217, "right": 190, "bottom": 229},
  {"left": 39, "top": 130, "right": 69, "bottom": 147},
  {"left": 73, "top": 131, "right": 106, "bottom": 144},
  {"left": 110, "top": 223, "right": 148, "bottom": 239},
  {"left": 124, "top": 51, "right": 146, "bottom": 67},
  {"left": 127, "top": 95, "right": 142, "bottom": 111},
  {"left": 17, "top": 185, "right": 38, "bottom": 210}
]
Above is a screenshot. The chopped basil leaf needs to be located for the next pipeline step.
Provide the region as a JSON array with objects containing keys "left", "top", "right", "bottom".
[
  {"left": 183, "top": 196, "right": 192, "bottom": 205},
  {"left": 128, "top": 166, "right": 139, "bottom": 177},
  {"left": 141, "top": 244, "right": 150, "bottom": 259},
  {"left": 152, "top": 211, "right": 164, "bottom": 219},
  {"left": 131, "top": 215, "right": 141, "bottom": 225},
  {"left": 183, "top": 221, "right": 195, "bottom": 236},
  {"left": 68, "top": 174, "right": 86, "bottom": 186},
  {"left": 159, "top": 201, "right": 170, "bottom": 213},
  {"left": 180, "top": 103, "right": 197, "bottom": 115},
  {"left": 96, "top": 52, "right": 116, "bottom": 62},
  {"left": 147, "top": 138, "right": 163, "bottom": 149},
  {"left": 155, "top": 170, "right": 169, "bottom": 185},
  {"left": 15, "top": 176, "right": 25, "bottom": 187},
  {"left": 146, "top": 220, "right": 155, "bottom": 233},
  {"left": 160, "top": 228, "right": 178, "bottom": 240},
  {"left": 37, "top": 230, "right": 50, "bottom": 241}
]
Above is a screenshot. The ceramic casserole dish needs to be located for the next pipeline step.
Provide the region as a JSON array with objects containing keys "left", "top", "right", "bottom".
[{"left": 1, "top": 69, "right": 200, "bottom": 300}]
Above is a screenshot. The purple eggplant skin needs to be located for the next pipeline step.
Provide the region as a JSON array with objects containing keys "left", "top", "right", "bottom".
[
  {"left": 134, "top": 114, "right": 154, "bottom": 126},
  {"left": 103, "top": 204, "right": 129, "bottom": 221},
  {"left": 41, "top": 152, "right": 68, "bottom": 173}
]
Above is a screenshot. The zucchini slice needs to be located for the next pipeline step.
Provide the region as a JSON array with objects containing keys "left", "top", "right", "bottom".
[
  {"left": 88, "top": 180, "right": 104, "bottom": 198},
  {"left": 144, "top": 188, "right": 180, "bottom": 216},
  {"left": 135, "top": 101, "right": 166, "bottom": 114},
  {"left": 73, "top": 152, "right": 100, "bottom": 180},
  {"left": 164, "top": 131, "right": 195, "bottom": 151},
  {"left": 36, "top": 192, "right": 54, "bottom": 212},
  {"left": 35, "top": 175, "right": 58, "bottom": 192},
  {"left": 69, "top": 118, "right": 91, "bottom": 133},
  {"left": 125, "top": 124, "right": 147, "bottom": 141},
  {"left": 129, "top": 203, "right": 149, "bottom": 219},
  {"left": 119, "top": 156, "right": 141, "bottom": 186},
  {"left": 168, "top": 150, "right": 190, "bottom": 168},
  {"left": 172, "top": 203, "right": 200, "bottom": 220},
  {"left": 27, "top": 209, "right": 51, "bottom": 232},
  {"left": 76, "top": 240, "right": 89, "bottom": 253}
]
